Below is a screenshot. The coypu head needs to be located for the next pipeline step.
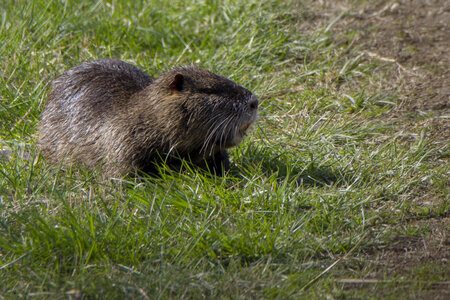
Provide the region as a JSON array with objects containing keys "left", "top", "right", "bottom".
[{"left": 147, "top": 66, "right": 258, "bottom": 157}]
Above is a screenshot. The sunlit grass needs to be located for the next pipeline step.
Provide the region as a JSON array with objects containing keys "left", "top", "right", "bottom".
[{"left": 0, "top": 0, "right": 447, "bottom": 298}]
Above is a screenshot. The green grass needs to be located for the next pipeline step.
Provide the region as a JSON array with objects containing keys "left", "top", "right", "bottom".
[{"left": 0, "top": 0, "right": 448, "bottom": 298}]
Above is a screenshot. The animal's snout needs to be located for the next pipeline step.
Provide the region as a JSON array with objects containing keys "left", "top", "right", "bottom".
[{"left": 248, "top": 95, "right": 258, "bottom": 110}]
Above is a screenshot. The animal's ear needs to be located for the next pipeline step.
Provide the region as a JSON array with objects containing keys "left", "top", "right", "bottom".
[{"left": 169, "top": 74, "right": 184, "bottom": 91}]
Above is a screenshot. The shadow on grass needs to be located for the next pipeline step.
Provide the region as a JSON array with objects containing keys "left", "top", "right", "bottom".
[{"left": 232, "top": 144, "right": 357, "bottom": 188}]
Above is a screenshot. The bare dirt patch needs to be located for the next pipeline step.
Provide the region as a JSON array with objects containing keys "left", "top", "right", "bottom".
[
  {"left": 368, "top": 217, "right": 449, "bottom": 274},
  {"left": 340, "top": 0, "right": 450, "bottom": 144},
  {"left": 344, "top": 217, "right": 450, "bottom": 298},
  {"left": 300, "top": 0, "right": 449, "bottom": 143}
]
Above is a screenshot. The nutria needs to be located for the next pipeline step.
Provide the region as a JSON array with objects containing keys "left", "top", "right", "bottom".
[{"left": 38, "top": 59, "right": 258, "bottom": 177}]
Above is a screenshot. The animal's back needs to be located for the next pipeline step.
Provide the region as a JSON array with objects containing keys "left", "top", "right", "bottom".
[
  {"left": 47, "top": 59, "right": 153, "bottom": 116},
  {"left": 39, "top": 59, "right": 153, "bottom": 168}
]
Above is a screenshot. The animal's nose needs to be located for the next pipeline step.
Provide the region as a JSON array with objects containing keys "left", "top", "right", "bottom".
[{"left": 248, "top": 95, "right": 258, "bottom": 110}]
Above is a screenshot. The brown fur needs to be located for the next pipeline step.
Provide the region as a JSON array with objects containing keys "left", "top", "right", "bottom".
[{"left": 38, "top": 59, "right": 258, "bottom": 177}]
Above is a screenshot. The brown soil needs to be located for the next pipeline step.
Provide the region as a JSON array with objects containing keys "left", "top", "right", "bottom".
[
  {"left": 336, "top": 216, "right": 450, "bottom": 298},
  {"left": 301, "top": 0, "right": 450, "bottom": 142},
  {"left": 344, "top": 0, "right": 450, "bottom": 145},
  {"left": 299, "top": 0, "right": 449, "bottom": 297},
  {"left": 370, "top": 217, "right": 449, "bottom": 274}
]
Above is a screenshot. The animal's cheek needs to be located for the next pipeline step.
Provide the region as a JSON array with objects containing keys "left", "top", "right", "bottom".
[
  {"left": 181, "top": 110, "right": 194, "bottom": 130},
  {"left": 179, "top": 101, "right": 189, "bottom": 113},
  {"left": 206, "top": 95, "right": 222, "bottom": 105}
]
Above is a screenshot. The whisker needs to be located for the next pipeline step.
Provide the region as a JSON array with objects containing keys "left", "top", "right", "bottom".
[{"left": 200, "top": 112, "right": 229, "bottom": 154}]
